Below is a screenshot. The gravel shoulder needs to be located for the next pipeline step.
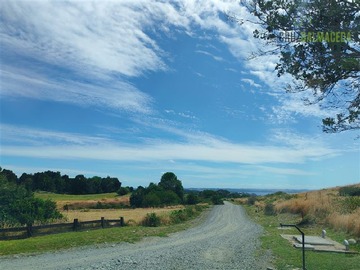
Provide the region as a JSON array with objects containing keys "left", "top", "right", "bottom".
[{"left": 0, "top": 202, "right": 271, "bottom": 270}]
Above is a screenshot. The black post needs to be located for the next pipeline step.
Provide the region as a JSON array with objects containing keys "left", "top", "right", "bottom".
[
  {"left": 73, "top": 218, "right": 79, "bottom": 231},
  {"left": 101, "top": 217, "right": 105, "bottom": 228},
  {"left": 120, "top": 217, "right": 124, "bottom": 227},
  {"left": 26, "top": 223, "right": 33, "bottom": 237},
  {"left": 280, "top": 223, "right": 306, "bottom": 270}
]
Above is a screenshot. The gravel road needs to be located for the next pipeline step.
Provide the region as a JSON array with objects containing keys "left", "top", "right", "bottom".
[{"left": 1, "top": 202, "right": 271, "bottom": 270}]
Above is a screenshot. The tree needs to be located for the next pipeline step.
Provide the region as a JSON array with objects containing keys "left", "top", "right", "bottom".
[
  {"left": 0, "top": 174, "right": 62, "bottom": 227},
  {"left": 130, "top": 186, "right": 146, "bottom": 207},
  {"left": 236, "top": 0, "right": 359, "bottom": 132},
  {"left": 0, "top": 168, "right": 18, "bottom": 184},
  {"left": 117, "top": 187, "right": 130, "bottom": 196},
  {"left": 159, "top": 172, "right": 184, "bottom": 202}
]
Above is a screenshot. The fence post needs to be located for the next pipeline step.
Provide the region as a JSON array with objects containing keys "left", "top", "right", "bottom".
[
  {"left": 120, "top": 217, "right": 124, "bottom": 227},
  {"left": 26, "top": 224, "right": 33, "bottom": 237},
  {"left": 73, "top": 218, "right": 79, "bottom": 231},
  {"left": 101, "top": 217, "right": 105, "bottom": 228}
]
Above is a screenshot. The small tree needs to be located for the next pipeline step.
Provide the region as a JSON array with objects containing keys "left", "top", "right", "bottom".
[
  {"left": 0, "top": 175, "right": 62, "bottom": 227},
  {"left": 117, "top": 187, "right": 130, "bottom": 196},
  {"left": 159, "top": 172, "right": 184, "bottom": 202}
]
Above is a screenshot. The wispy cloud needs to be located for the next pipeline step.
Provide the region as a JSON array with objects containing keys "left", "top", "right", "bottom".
[
  {"left": 195, "top": 50, "right": 224, "bottom": 62},
  {"left": 1, "top": 124, "right": 340, "bottom": 165},
  {"left": 241, "top": 78, "right": 261, "bottom": 88},
  {"left": 0, "top": 65, "right": 153, "bottom": 114}
]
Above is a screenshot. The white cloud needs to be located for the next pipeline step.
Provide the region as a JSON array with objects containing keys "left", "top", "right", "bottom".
[
  {"left": 241, "top": 78, "right": 261, "bottom": 88},
  {"left": 1, "top": 124, "right": 340, "bottom": 165},
  {"left": 0, "top": 65, "right": 153, "bottom": 114},
  {"left": 195, "top": 50, "right": 224, "bottom": 62},
  {"left": 0, "top": 0, "right": 349, "bottom": 126},
  {"left": 0, "top": 0, "right": 173, "bottom": 77}
]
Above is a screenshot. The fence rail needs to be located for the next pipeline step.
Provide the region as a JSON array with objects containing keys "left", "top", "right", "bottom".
[{"left": 0, "top": 217, "right": 124, "bottom": 240}]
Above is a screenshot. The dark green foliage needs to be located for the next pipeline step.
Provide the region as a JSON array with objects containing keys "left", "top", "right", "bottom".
[
  {"left": 341, "top": 197, "right": 360, "bottom": 213},
  {"left": 186, "top": 193, "right": 199, "bottom": 205},
  {"left": 159, "top": 172, "right": 184, "bottom": 202},
  {"left": 141, "top": 213, "right": 161, "bottom": 227},
  {"left": 0, "top": 172, "right": 62, "bottom": 227},
  {"left": 170, "top": 206, "right": 203, "bottom": 224},
  {"left": 339, "top": 186, "right": 360, "bottom": 196},
  {"left": 130, "top": 173, "right": 183, "bottom": 208},
  {"left": 130, "top": 186, "right": 146, "bottom": 207},
  {"left": 142, "top": 192, "right": 162, "bottom": 207},
  {"left": 117, "top": 187, "right": 130, "bottom": 196},
  {"left": 211, "top": 195, "right": 224, "bottom": 205},
  {"left": 185, "top": 189, "right": 244, "bottom": 205},
  {"left": 0, "top": 168, "right": 18, "bottom": 184},
  {"left": 0, "top": 167, "right": 121, "bottom": 195},
  {"left": 241, "top": 0, "right": 360, "bottom": 132}
]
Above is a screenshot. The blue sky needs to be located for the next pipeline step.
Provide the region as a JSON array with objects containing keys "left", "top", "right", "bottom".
[{"left": 0, "top": 0, "right": 359, "bottom": 190}]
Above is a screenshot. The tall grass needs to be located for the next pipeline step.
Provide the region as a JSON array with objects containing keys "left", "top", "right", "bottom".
[{"left": 273, "top": 185, "right": 360, "bottom": 237}]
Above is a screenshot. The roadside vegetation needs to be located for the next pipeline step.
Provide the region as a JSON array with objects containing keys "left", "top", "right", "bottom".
[{"left": 234, "top": 185, "right": 360, "bottom": 270}]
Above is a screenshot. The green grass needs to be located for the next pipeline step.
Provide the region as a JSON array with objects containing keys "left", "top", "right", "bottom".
[
  {"left": 244, "top": 205, "right": 360, "bottom": 270},
  {"left": 35, "top": 192, "right": 118, "bottom": 201}
]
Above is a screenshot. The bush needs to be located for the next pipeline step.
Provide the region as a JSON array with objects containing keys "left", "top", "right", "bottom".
[
  {"left": 211, "top": 195, "right": 224, "bottom": 205},
  {"left": 170, "top": 210, "right": 187, "bottom": 224},
  {"left": 186, "top": 193, "right": 199, "bottom": 205},
  {"left": 264, "top": 203, "right": 276, "bottom": 216},
  {"left": 341, "top": 196, "right": 360, "bottom": 213},
  {"left": 117, "top": 187, "right": 130, "bottom": 196},
  {"left": 298, "top": 214, "right": 316, "bottom": 226},
  {"left": 339, "top": 186, "right": 360, "bottom": 196},
  {"left": 141, "top": 213, "right": 161, "bottom": 227},
  {"left": 247, "top": 195, "right": 257, "bottom": 205}
]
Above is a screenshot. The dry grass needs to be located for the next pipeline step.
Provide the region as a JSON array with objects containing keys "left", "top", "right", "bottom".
[
  {"left": 273, "top": 184, "right": 360, "bottom": 237},
  {"left": 57, "top": 195, "right": 130, "bottom": 209},
  {"left": 61, "top": 205, "right": 184, "bottom": 224}
]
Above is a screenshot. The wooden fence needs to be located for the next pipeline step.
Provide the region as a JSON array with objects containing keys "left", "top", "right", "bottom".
[{"left": 0, "top": 217, "right": 124, "bottom": 240}]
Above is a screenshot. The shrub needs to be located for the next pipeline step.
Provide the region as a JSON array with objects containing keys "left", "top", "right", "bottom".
[
  {"left": 264, "top": 203, "right": 276, "bottom": 216},
  {"left": 247, "top": 195, "right": 257, "bottom": 205},
  {"left": 186, "top": 193, "right": 199, "bottom": 205},
  {"left": 298, "top": 214, "right": 316, "bottom": 226},
  {"left": 170, "top": 210, "right": 187, "bottom": 224},
  {"left": 117, "top": 187, "right": 130, "bottom": 196},
  {"left": 341, "top": 196, "right": 360, "bottom": 213},
  {"left": 211, "top": 195, "right": 224, "bottom": 205},
  {"left": 141, "top": 213, "right": 161, "bottom": 227},
  {"left": 339, "top": 186, "right": 360, "bottom": 196}
]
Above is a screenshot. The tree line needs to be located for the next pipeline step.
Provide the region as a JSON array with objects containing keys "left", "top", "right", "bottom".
[
  {"left": 0, "top": 168, "right": 121, "bottom": 195},
  {"left": 129, "top": 172, "right": 250, "bottom": 208}
]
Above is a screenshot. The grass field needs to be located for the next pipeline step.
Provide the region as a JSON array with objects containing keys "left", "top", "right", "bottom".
[
  {"left": 35, "top": 192, "right": 185, "bottom": 224},
  {"left": 35, "top": 192, "right": 130, "bottom": 209},
  {"left": 35, "top": 192, "right": 120, "bottom": 201},
  {"left": 61, "top": 206, "right": 185, "bottom": 224}
]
